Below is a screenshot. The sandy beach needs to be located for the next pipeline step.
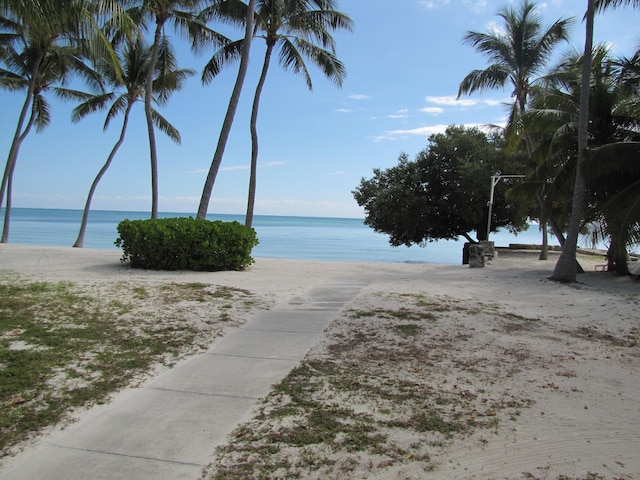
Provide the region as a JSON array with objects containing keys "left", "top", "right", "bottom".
[{"left": 0, "top": 244, "right": 638, "bottom": 479}]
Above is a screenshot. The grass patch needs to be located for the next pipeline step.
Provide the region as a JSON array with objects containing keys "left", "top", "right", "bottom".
[
  {"left": 203, "top": 292, "right": 532, "bottom": 479},
  {"left": 0, "top": 275, "right": 258, "bottom": 456}
]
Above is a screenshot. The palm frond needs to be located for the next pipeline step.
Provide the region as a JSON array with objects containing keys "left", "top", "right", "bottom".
[
  {"left": 587, "top": 142, "right": 640, "bottom": 177},
  {"left": 103, "top": 94, "right": 129, "bottom": 130},
  {"left": 290, "top": 36, "right": 346, "bottom": 88},
  {"left": 150, "top": 108, "right": 181, "bottom": 144},
  {"left": 31, "top": 93, "right": 50, "bottom": 132},
  {"left": 201, "top": 39, "right": 243, "bottom": 84},
  {"left": 52, "top": 86, "right": 94, "bottom": 102},
  {"left": 153, "top": 67, "right": 196, "bottom": 104},
  {"left": 71, "top": 92, "right": 116, "bottom": 122},
  {"left": 458, "top": 65, "right": 511, "bottom": 97}
]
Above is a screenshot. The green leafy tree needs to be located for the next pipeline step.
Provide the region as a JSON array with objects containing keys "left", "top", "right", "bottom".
[
  {"left": 353, "top": 126, "right": 528, "bottom": 248},
  {"left": 72, "top": 38, "right": 193, "bottom": 247},
  {"left": 458, "top": 0, "right": 573, "bottom": 259},
  {"left": 200, "top": 0, "right": 351, "bottom": 227}
]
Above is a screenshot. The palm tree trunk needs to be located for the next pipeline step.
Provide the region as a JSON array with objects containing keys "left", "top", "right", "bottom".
[
  {"left": 145, "top": 20, "right": 163, "bottom": 220},
  {"left": 197, "top": 0, "right": 257, "bottom": 220},
  {"left": 608, "top": 234, "right": 630, "bottom": 275},
  {"left": 539, "top": 220, "right": 549, "bottom": 260},
  {"left": 73, "top": 104, "right": 132, "bottom": 248},
  {"left": 245, "top": 44, "right": 273, "bottom": 228},
  {"left": 552, "top": 0, "right": 594, "bottom": 282},
  {"left": 524, "top": 123, "right": 549, "bottom": 261},
  {"left": 1, "top": 57, "right": 41, "bottom": 243}
]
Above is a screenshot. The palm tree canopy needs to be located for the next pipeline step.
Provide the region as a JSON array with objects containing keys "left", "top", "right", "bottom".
[
  {"left": 115, "top": 0, "right": 227, "bottom": 52},
  {"left": 458, "top": 0, "right": 573, "bottom": 109},
  {"left": 596, "top": 0, "right": 640, "bottom": 10},
  {"left": 72, "top": 37, "right": 193, "bottom": 142},
  {"left": 202, "top": 0, "right": 353, "bottom": 89}
]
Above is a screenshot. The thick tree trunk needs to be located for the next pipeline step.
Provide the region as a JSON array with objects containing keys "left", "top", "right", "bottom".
[
  {"left": 245, "top": 43, "right": 273, "bottom": 228},
  {"left": 552, "top": 0, "right": 594, "bottom": 282},
  {"left": 74, "top": 105, "right": 132, "bottom": 248},
  {"left": 197, "top": 0, "right": 257, "bottom": 219}
]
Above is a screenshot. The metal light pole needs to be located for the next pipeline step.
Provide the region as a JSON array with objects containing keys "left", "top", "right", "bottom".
[{"left": 487, "top": 175, "right": 525, "bottom": 241}]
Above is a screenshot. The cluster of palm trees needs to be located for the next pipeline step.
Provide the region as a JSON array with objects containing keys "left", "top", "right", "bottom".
[
  {"left": 458, "top": 0, "right": 640, "bottom": 280},
  {"left": 0, "top": 0, "right": 352, "bottom": 246}
]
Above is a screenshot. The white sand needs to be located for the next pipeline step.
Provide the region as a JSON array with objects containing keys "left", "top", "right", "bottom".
[{"left": 1, "top": 244, "right": 638, "bottom": 479}]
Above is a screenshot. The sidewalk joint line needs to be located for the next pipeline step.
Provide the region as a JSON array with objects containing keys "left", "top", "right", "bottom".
[{"left": 49, "top": 444, "right": 201, "bottom": 467}]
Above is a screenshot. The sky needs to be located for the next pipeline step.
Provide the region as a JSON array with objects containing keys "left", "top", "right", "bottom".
[{"left": 1, "top": 0, "right": 639, "bottom": 219}]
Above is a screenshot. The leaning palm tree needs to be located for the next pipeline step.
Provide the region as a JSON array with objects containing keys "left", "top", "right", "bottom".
[
  {"left": 553, "top": 0, "right": 640, "bottom": 281},
  {"left": 201, "top": 0, "right": 352, "bottom": 227},
  {"left": 120, "top": 0, "right": 224, "bottom": 219},
  {"left": 72, "top": 38, "right": 193, "bottom": 247},
  {"left": 0, "top": 1, "right": 105, "bottom": 242},
  {"left": 197, "top": 0, "right": 257, "bottom": 220},
  {"left": 0, "top": 0, "right": 135, "bottom": 242},
  {"left": 457, "top": 0, "right": 573, "bottom": 259}
]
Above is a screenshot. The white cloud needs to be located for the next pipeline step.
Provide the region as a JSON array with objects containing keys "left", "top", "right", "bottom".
[
  {"left": 220, "top": 165, "right": 250, "bottom": 172},
  {"left": 373, "top": 123, "right": 490, "bottom": 142},
  {"left": 424, "top": 95, "right": 508, "bottom": 109},
  {"left": 373, "top": 124, "right": 449, "bottom": 142},
  {"left": 349, "top": 94, "right": 371, "bottom": 100},
  {"left": 388, "top": 109, "right": 409, "bottom": 119},
  {"left": 189, "top": 161, "right": 284, "bottom": 174},
  {"left": 418, "top": 0, "right": 450, "bottom": 8},
  {"left": 425, "top": 95, "right": 478, "bottom": 107},
  {"left": 420, "top": 107, "right": 444, "bottom": 115},
  {"left": 485, "top": 19, "right": 507, "bottom": 36},
  {"left": 335, "top": 108, "right": 352, "bottom": 113},
  {"left": 463, "top": 0, "right": 489, "bottom": 14}
]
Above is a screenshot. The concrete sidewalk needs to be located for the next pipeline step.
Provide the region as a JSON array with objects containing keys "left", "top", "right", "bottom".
[{"left": 0, "top": 281, "right": 368, "bottom": 480}]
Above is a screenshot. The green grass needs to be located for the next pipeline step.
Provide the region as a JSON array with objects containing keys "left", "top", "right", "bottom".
[{"left": 0, "top": 275, "right": 256, "bottom": 456}]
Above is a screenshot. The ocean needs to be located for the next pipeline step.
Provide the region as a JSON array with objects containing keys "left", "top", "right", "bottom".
[{"left": 0, "top": 207, "right": 565, "bottom": 265}]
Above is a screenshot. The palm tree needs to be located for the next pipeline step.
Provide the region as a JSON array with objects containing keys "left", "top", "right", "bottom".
[
  {"left": 72, "top": 37, "right": 193, "bottom": 247},
  {"left": 0, "top": 0, "right": 105, "bottom": 242},
  {"left": 457, "top": 0, "right": 573, "bottom": 259},
  {"left": 525, "top": 45, "right": 640, "bottom": 275},
  {"left": 584, "top": 47, "right": 640, "bottom": 274},
  {"left": 197, "top": 0, "right": 257, "bottom": 220},
  {"left": 553, "top": 0, "right": 640, "bottom": 282},
  {"left": 200, "top": 0, "right": 352, "bottom": 227},
  {"left": 119, "top": 0, "right": 224, "bottom": 219}
]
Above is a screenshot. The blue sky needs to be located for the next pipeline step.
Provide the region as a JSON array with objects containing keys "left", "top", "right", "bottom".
[{"left": 1, "top": 0, "right": 639, "bottom": 218}]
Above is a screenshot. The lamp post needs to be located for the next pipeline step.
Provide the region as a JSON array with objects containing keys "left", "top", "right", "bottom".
[{"left": 487, "top": 175, "right": 525, "bottom": 241}]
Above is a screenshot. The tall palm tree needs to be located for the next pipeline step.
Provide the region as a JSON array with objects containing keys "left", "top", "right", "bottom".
[
  {"left": 197, "top": 0, "right": 257, "bottom": 220},
  {"left": 201, "top": 0, "right": 351, "bottom": 227},
  {"left": 553, "top": 0, "right": 640, "bottom": 282},
  {"left": 72, "top": 38, "right": 193, "bottom": 247},
  {"left": 458, "top": 0, "right": 572, "bottom": 259},
  {"left": 0, "top": 0, "right": 105, "bottom": 242},
  {"left": 120, "top": 0, "right": 224, "bottom": 219}
]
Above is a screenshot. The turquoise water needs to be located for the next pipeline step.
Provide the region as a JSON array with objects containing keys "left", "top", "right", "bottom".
[{"left": 0, "top": 208, "right": 561, "bottom": 265}]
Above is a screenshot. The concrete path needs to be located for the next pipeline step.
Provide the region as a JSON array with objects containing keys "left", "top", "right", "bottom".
[{"left": 0, "top": 281, "right": 368, "bottom": 480}]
